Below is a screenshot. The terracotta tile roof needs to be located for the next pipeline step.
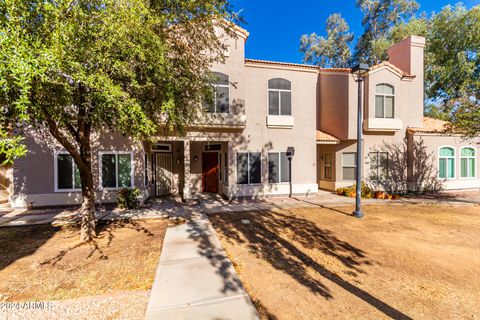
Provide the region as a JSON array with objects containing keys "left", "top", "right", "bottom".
[
  {"left": 369, "top": 61, "right": 415, "bottom": 78},
  {"left": 244, "top": 58, "right": 418, "bottom": 79},
  {"left": 409, "top": 117, "right": 449, "bottom": 134},
  {"left": 245, "top": 59, "right": 320, "bottom": 70},
  {"left": 320, "top": 67, "right": 351, "bottom": 73},
  {"left": 316, "top": 130, "right": 340, "bottom": 143}
]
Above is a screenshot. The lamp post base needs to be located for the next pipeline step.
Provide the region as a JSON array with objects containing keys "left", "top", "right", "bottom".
[{"left": 353, "top": 210, "right": 364, "bottom": 218}]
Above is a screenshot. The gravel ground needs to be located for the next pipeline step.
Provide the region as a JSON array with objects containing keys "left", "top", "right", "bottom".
[{"left": 0, "top": 291, "right": 150, "bottom": 320}]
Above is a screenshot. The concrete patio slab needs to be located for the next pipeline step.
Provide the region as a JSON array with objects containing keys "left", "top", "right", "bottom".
[{"left": 145, "top": 213, "right": 259, "bottom": 320}]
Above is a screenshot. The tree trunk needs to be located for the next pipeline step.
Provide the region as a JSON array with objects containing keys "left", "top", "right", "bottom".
[
  {"left": 80, "top": 168, "right": 96, "bottom": 241},
  {"left": 78, "top": 136, "right": 96, "bottom": 241}
]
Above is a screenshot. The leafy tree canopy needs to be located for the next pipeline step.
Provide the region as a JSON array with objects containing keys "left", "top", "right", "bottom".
[
  {"left": 300, "top": 13, "right": 354, "bottom": 68},
  {"left": 355, "top": 0, "right": 419, "bottom": 65},
  {"left": 0, "top": 0, "right": 237, "bottom": 239},
  {"left": 391, "top": 4, "right": 480, "bottom": 136}
]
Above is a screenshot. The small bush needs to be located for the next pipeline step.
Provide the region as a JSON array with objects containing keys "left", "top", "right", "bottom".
[
  {"left": 117, "top": 188, "right": 141, "bottom": 209},
  {"left": 336, "top": 182, "right": 373, "bottom": 198}
]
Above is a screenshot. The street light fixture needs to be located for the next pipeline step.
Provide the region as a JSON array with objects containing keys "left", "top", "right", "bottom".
[
  {"left": 351, "top": 63, "right": 369, "bottom": 218},
  {"left": 286, "top": 147, "right": 295, "bottom": 197}
]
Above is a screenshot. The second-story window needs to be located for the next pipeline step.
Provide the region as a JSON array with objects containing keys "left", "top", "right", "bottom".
[
  {"left": 375, "top": 84, "right": 394, "bottom": 118},
  {"left": 268, "top": 78, "right": 291, "bottom": 116},
  {"left": 205, "top": 72, "right": 229, "bottom": 113}
]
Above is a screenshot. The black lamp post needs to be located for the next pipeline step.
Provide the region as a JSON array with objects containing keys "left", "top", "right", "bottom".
[
  {"left": 286, "top": 147, "right": 295, "bottom": 197},
  {"left": 351, "top": 63, "right": 369, "bottom": 218}
]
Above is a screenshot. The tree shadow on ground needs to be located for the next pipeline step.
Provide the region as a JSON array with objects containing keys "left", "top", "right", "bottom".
[
  {"left": 210, "top": 209, "right": 413, "bottom": 320},
  {"left": 185, "top": 216, "right": 245, "bottom": 294},
  {"left": 39, "top": 218, "right": 154, "bottom": 267}
]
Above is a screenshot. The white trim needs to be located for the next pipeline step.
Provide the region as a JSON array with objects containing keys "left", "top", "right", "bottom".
[
  {"left": 236, "top": 151, "right": 262, "bottom": 185},
  {"left": 267, "top": 151, "right": 290, "bottom": 184},
  {"left": 375, "top": 83, "right": 395, "bottom": 119},
  {"left": 368, "top": 66, "right": 404, "bottom": 79},
  {"left": 438, "top": 146, "right": 456, "bottom": 180},
  {"left": 151, "top": 143, "right": 172, "bottom": 152},
  {"left": 341, "top": 152, "right": 357, "bottom": 181},
  {"left": 98, "top": 151, "right": 135, "bottom": 190},
  {"left": 267, "top": 78, "right": 292, "bottom": 116},
  {"left": 203, "top": 143, "right": 222, "bottom": 152},
  {"left": 460, "top": 146, "right": 477, "bottom": 179},
  {"left": 53, "top": 151, "right": 81, "bottom": 193},
  {"left": 324, "top": 152, "right": 333, "bottom": 180},
  {"left": 266, "top": 115, "right": 294, "bottom": 128},
  {"left": 207, "top": 72, "right": 230, "bottom": 114}
]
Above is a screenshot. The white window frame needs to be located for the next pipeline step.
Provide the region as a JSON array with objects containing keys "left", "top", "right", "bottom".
[
  {"left": 369, "top": 151, "right": 389, "bottom": 181},
  {"left": 438, "top": 146, "right": 456, "bottom": 180},
  {"left": 324, "top": 153, "right": 333, "bottom": 180},
  {"left": 342, "top": 152, "right": 357, "bottom": 181},
  {"left": 204, "top": 143, "right": 222, "bottom": 152},
  {"left": 207, "top": 72, "right": 230, "bottom": 114},
  {"left": 54, "top": 151, "right": 81, "bottom": 193},
  {"left": 267, "top": 79, "right": 292, "bottom": 116},
  {"left": 460, "top": 146, "right": 476, "bottom": 179},
  {"left": 236, "top": 152, "right": 262, "bottom": 185},
  {"left": 151, "top": 143, "right": 172, "bottom": 153},
  {"left": 99, "top": 151, "right": 135, "bottom": 190},
  {"left": 268, "top": 151, "right": 290, "bottom": 184},
  {"left": 375, "top": 84, "right": 395, "bottom": 119}
]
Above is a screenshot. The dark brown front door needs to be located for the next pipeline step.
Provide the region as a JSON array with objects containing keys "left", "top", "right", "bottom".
[{"left": 202, "top": 152, "right": 219, "bottom": 193}]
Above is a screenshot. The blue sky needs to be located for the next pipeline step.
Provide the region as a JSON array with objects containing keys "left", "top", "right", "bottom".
[{"left": 229, "top": 0, "right": 480, "bottom": 63}]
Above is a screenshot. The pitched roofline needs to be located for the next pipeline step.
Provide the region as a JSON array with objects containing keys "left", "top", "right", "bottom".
[{"left": 369, "top": 61, "right": 416, "bottom": 79}]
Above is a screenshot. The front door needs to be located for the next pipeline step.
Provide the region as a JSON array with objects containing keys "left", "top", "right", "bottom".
[
  {"left": 202, "top": 152, "right": 219, "bottom": 193},
  {"left": 156, "top": 153, "right": 172, "bottom": 196}
]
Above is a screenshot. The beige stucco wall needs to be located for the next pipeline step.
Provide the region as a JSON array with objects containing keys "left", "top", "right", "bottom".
[
  {"left": 413, "top": 133, "right": 480, "bottom": 190},
  {"left": 11, "top": 127, "right": 150, "bottom": 208}
]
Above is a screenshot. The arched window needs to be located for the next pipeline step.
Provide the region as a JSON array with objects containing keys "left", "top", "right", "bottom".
[
  {"left": 268, "top": 78, "right": 291, "bottom": 116},
  {"left": 439, "top": 147, "right": 455, "bottom": 179},
  {"left": 205, "top": 72, "right": 229, "bottom": 113},
  {"left": 375, "top": 84, "right": 394, "bottom": 119},
  {"left": 460, "top": 147, "right": 476, "bottom": 178}
]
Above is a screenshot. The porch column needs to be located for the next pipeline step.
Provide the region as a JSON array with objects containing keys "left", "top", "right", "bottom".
[{"left": 183, "top": 139, "right": 191, "bottom": 201}]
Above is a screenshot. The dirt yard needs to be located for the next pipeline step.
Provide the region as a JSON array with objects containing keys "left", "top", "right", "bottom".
[
  {"left": 0, "top": 218, "right": 167, "bottom": 301},
  {"left": 210, "top": 204, "right": 480, "bottom": 319}
]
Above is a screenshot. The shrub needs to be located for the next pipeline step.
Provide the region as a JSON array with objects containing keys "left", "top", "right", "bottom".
[
  {"left": 336, "top": 182, "right": 373, "bottom": 198},
  {"left": 117, "top": 188, "right": 141, "bottom": 209}
]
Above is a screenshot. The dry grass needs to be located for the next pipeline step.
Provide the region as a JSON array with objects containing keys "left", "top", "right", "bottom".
[
  {"left": 0, "top": 218, "right": 168, "bottom": 301},
  {"left": 211, "top": 204, "right": 480, "bottom": 319}
]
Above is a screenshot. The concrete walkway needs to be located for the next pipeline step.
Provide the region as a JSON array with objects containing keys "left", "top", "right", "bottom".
[
  {"left": 145, "top": 211, "right": 259, "bottom": 320},
  {"left": 1, "top": 190, "right": 479, "bottom": 227}
]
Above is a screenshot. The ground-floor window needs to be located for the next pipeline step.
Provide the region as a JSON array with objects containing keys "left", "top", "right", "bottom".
[
  {"left": 369, "top": 152, "right": 389, "bottom": 180},
  {"left": 342, "top": 152, "right": 357, "bottom": 180},
  {"left": 268, "top": 152, "right": 290, "bottom": 183},
  {"left": 100, "top": 152, "right": 133, "bottom": 188},
  {"left": 439, "top": 147, "right": 455, "bottom": 179},
  {"left": 237, "top": 152, "right": 261, "bottom": 185},
  {"left": 460, "top": 147, "right": 476, "bottom": 178},
  {"left": 55, "top": 152, "right": 81, "bottom": 191},
  {"left": 324, "top": 153, "right": 333, "bottom": 180}
]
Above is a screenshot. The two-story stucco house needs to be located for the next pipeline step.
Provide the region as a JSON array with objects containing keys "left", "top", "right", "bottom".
[{"left": 2, "top": 24, "right": 479, "bottom": 208}]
